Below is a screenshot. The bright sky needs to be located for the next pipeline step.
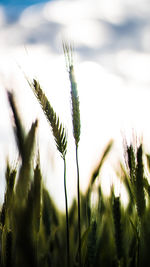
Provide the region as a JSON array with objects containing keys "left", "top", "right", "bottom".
[{"left": 1, "top": 0, "right": 150, "bottom": 210}]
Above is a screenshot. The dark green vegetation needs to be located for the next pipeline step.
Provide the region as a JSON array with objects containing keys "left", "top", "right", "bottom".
[{"left": 1, "top": 53, "right": 150, "bottom": 267}]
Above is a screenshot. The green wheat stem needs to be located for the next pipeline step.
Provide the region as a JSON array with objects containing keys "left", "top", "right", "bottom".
[
  {"left": 28, "top": 78, "right": 70, "bottom": 265},
  {"left": 112, "top": 196, "right": 123, "bottom": 263},
  {"left": 76, "top": 145, "right": 81, "bottom": 267},
  {"left": 135, "top": 144, "right": 145, "bottom": 219},
  {"left": 63, "top": 157, "right": 70, "bottom": 267},
  {"left": 63, "top": 42, "right": 81, "bottom": 267}
]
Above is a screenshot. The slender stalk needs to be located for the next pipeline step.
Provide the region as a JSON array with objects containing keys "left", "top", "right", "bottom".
[
  {"left": 76, "top": 145, "right": 81, "bottom": 267},
  {"left": 64, "top": 157, "right": 70, "bottom": 267},
  {"left": 63, "top": 43, "right": 81, "bottom": 266}
]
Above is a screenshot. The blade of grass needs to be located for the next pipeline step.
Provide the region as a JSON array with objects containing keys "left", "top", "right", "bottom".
[
  {"left": 90, "top": 140, "right": 113, "bottom": 186},
  {"left": 7, "top": 91, "right": 25, "bottom": 161}
]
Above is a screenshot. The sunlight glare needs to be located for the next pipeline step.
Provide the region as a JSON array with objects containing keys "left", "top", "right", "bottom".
[
  {"left": 43, "top": 0, "right": 94, "bottom": 25},
  {"left": 61, "top": 20, "right": 107, "bottom": 48}
]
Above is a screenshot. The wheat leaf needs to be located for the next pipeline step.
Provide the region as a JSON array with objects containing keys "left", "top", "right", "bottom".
[
  {"left": 7, "top": 91, "right": 25, "bottom": 160},
  {"left": 90, "top": 139, "right": 113, "bottom": 186}
]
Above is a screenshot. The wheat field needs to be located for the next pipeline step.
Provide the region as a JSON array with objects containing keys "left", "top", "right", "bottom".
[{"left": 1, "top": 48, "right": 150, "bottom": 267}]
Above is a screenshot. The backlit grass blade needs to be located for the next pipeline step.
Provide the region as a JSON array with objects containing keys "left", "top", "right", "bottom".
[
  {"left": 15, "top": 120, "right": 38, "bottom": 201},
  {"left": 90, "top": 139, "right": 113, "bottom": 186},
  {"left": 7, "top": 91, "right": 25, "bottom": 160}
]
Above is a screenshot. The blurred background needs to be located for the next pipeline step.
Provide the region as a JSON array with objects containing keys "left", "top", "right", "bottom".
[{"left": 1, "top": 0, "right": 150, "bottom": 210}]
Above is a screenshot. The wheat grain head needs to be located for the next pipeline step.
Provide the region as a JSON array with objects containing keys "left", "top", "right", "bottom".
[
  {"left": 63, "top": 43, "right": 81, "bottom": 146},
  {"left": 31, "top": 79, "right": 67, "bottom": 159}
]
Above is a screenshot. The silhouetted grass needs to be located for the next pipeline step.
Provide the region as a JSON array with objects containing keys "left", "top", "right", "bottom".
[{"left": 1, "top": 53, "right": 150, "bottom": 267}]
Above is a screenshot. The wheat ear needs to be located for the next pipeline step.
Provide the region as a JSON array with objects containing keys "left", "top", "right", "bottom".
[
  {"left": 126, "top": 144, "right": 136, "bottom": 185},
  {"left": 63, "top": 43, "right": 80, "bottom": 146},
  {"left": 31, "top": 79, "right": 67, "bottom": 159}
]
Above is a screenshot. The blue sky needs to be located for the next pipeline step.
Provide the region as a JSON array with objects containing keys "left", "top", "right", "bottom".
[
  {"left": 0, "top": 0, "right": 49, "bottom": 5},
  {"left": 0, "top": 0, "right": 51, "bottom": 22}
]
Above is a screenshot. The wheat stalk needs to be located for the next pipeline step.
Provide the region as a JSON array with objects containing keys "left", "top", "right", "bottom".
[
  {"left": 29, "top": 78, "right": 70, "bottom": 267},
  {"left": 135, "top": 144, "right": 145, "bottom": 219},
  {"left": 63, "top": 42, "right": 81, "bottom": 267},
  {"left": 113, "top": 196, "right": 123, "bottom": 263},
  {"left": 87, "top": 220, "right": 97, "bottom": 267}
]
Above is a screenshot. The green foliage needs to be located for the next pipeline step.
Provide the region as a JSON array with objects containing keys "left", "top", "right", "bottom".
[{"left": 2, "top": 59, "right": 150, "bottom": 267}]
